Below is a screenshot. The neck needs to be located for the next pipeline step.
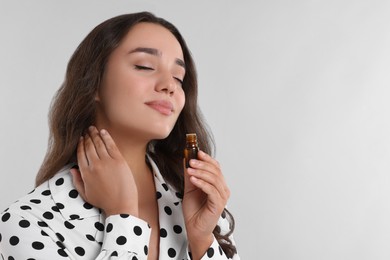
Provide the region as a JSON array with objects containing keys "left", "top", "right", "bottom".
[{"left": 96, "top": 124, "right": 150, "bottom": 177}]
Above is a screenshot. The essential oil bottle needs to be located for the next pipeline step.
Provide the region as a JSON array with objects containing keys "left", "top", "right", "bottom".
[{"left": 184, "top": 133, "right": 199, "bottom": 168}]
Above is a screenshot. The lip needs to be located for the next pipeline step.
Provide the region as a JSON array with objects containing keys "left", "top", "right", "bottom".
[{"left": 145, "top": 100, "right": 174, "bottom": 116}]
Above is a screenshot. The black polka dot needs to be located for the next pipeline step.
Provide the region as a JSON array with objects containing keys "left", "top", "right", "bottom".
[
  {"left": 0, "top": 232, "right": 2, "bottom": 242},
  {"left": 56, "top": 233, "right": 65, "bottom": 242},
  {"left": 116, "top": 236, "right": 127, "bottom": 245},
  {"left": 56, "top": 241, "right": 65, "bottom": 249},
  {"left": 20, "top": 205, "right": 32, "bottom": 210},
  {"left": 55, "top": 178, "right": 64, "bottom": 186},
  {"left": 41, "top": 190, "right": 51, "bottom": 196},
  {"left": 173, "top": 225, "right": 182, "bottom": 234},
  {"left": 94, "top": 222, "right": 104, "bottom": 231},
  {"left": 168, "top": 248, "right": 176, "bottom": 258},
  {"left": 86, "top": 234, "right": 95, "bottom": 241},
  {"left": 133, "top": 226, "right": 142, "bottom": 236},
  {"left": 19, "top": 219, "right": 30, "bottom": 228},
  {"left": 174, "top": 202, "right": 179, "bottom": 206},
  {"left": 51, "top": 206, "right": 60, "bottom": 212},
  {"left": 56, "top": 203, "right": 65, "bottom": 209},
  {"left": 83, "top": 202, "right": 93, "bottom": 209},
  {"left": 120, "top": 214, "right": 129, "bottom": 218},
  {"left": 9, "top": 236, "right": 19, "bottom": 246},
  {"left": 30, "top": 199, "right": 41, "bottom": 204},
  {"left": 160, "top": 228, "right": 167, "bottom": 238},
  {"left": 68, "top": 189, "right": 78, "bottom": 198},
  {"left": 221, "top": 210, "right": 226, "bottom": 218},
  {"left": 32, "top": 241, "right": 44, "bottom": 250},
  {"left": 27, "top": 258, "right": 35, "bottom": 260},
  {"left": 144, "top": 245, "right": 148, "bottom": 255},
  {"left": 41, "top": 230, "right": 48, "bottom": 236},
  {"left": 28, "top": 189, "right": 35, "bottom": 194},
  {"left": 37, "top": 221, "right": 48, "bottom": 227},
  {"left": 164, "top": 206, "right": 172, "bottom": 215},
  {"left": 156, "top": 191, "right": 162, "bottom": 199},
  {"left": 111, "top": 251, "right": 118, "bottom": 257},
  {"left": 162, "top": 183, "right": 169, "bottom": 191},
  {"left": 8, "top": 256, "right": 15, "bottom": 260},
  {"left": 43, "top": 211, "right": 54, "bottom": 220},
  {"left": 75, "top": 246, "right": 85, "bottom": 256},
  {"left": 207, "top": 247, "right": 214, "bottom": 257},
  {"left": 1, "top": 213, "right": 10, "bottom": 222},
  {"left": 131, "top": 256, "right": 138, "bottom": 260},
  {"left": 69, "top": 214, "right": 80, "bottom": 220},
  {"left": 106, "top": 223, "right": 113, "bottom": 233},
  {"left": 64, "top": 221, "right": 75, "bottom": 229},
  {"left": 57, "top": 249, "right": 68, "bottom": 257}
]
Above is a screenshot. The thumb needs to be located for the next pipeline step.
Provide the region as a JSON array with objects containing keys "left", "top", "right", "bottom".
[
  {"left": 183, "top": 159, "right": 196, "bottom": 193},
  {"left": 70, "top": 167, "right": 87, "bottom": 201}
]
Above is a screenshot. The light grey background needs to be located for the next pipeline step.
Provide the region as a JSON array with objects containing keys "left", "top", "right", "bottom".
[{"left": 1, "top": 1, "right": 390, "bottom": 259}]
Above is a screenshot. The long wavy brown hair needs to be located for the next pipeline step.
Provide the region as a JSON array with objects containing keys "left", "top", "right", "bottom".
[{"left": 36, "top": 12, "right": 236, "bottom": 257}]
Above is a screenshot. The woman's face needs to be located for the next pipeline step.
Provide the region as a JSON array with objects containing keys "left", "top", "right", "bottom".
[{"left": 96, "top": 22, "right": 186, "bottom": 141}]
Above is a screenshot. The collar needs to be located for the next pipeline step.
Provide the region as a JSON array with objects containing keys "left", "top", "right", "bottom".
[
  {"left": 48, "top": 156, "right": 185, "bottom": 229},
  {"left": 48, "top": 165, "right": 100, "bottom": 221}
]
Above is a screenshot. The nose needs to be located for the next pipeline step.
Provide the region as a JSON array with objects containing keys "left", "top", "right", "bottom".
[{"left": 156, "top": 71, "right": 177, "bottom": 95}]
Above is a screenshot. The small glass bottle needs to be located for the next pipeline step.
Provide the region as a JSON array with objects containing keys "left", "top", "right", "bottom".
[{"left": 184, "top": 133, "right": 199, "bottom": 168}]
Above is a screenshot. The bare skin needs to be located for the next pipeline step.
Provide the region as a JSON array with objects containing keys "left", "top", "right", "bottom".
[{"left": 69, "top": 22, "right": 231, "bottom": 260}]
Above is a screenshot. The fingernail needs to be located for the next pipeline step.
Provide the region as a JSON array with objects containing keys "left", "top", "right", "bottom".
[
  {"left": 100, "top": 129, "right": 107, "bottom": 135},
  {"left": 88, "top": 126, "right": 94, "bottom": 131},
  {"left": 190, "top": 159, "right": 198, "bottom": 166}
]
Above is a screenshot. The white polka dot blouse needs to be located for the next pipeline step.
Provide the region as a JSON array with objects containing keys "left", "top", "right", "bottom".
[{"left": 0, "top": 156, "right": 239, "bottom": 259}]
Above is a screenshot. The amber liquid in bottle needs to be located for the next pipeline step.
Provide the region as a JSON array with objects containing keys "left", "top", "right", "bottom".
[{"left": 184, "top": 133, "right": 199, "bottom": 168}]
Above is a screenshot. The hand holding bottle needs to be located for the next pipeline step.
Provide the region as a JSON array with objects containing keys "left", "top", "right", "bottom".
[{"left": 182, "top": 149, "right": 230, "bottom": 258}]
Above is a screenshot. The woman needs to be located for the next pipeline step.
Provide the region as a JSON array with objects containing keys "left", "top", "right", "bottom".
[{"left": 0, "top": 12, "right": 239, "bottom": 259}]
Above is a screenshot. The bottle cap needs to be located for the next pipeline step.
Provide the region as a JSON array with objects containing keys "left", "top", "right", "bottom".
[{"left": 186, "top": 133, "right": 197, "bottom": 143}]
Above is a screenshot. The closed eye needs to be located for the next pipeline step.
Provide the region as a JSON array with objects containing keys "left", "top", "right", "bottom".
[
  {"left": 134, "top": 65, "right": 154, "bottom": 70},
  {"left": 174, "top": 77, "right": 183, "bottom": 85}
]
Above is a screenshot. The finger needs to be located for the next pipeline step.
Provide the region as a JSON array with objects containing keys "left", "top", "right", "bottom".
[
  {"left": 190, "top": 152, "right": 230, "bottom": 195},
  {"left": 189, "top": 157, "right": 220, "bottom": 177},
  {"left": 88, "top": 126, "right": 109, "bottom": 159},
  {"left": 84, "top": 133, "right": 100, "bottom": 162},
  {"left": 77, "top": 136, "right": 89, "bottom": 167},
  {"left": 70, "top": 167, "right": 87, "bottom": 201},
  {"left": 189, "top": 176, "right": 225, "bottom": 212},
  {"left": 198, "top": 150, "right": 221, "bottom": 169},
  {"left": 99, "top": 129, "right": 121, "bottom": 159},
  {"left": 187, "top": 167, "right": 229, "bottom": 199}
]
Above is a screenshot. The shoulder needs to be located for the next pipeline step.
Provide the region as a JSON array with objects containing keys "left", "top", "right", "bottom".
[
  {"left": 2, "top": 175, "right": 54, "bottom": 221},
  {"left": 1, "top": 164, "right": 98, "bottom": 224}
]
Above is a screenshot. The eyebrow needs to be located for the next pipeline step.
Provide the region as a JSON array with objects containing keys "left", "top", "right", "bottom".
[{"left": 129, "top": 47, "right": 186, "bottom": 69}]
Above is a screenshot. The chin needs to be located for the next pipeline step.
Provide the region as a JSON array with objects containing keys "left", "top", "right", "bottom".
[{"left": 144, "top": 123, "right": 174, "bottom": 140}]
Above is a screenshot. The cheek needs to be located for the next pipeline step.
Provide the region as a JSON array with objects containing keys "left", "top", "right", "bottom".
[{"left": 177, "top": 89, "right": 186, "bottom": 112}]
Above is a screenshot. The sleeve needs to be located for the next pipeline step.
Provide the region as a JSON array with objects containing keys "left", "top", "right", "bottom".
[
  {"left": 96, "top": 214, "right": 151, "bottom": 259},
  {"left": 0, "top": 211, "right": 151, "bottom": 259},
  {"left": 0, "top": 211, "right": 71, "bottom": 259},
  {"left": 198, "top": 236, "right": 240, "bottom": 260},
  {"left": 198, "top": 215, "right": 240, "bottom": 260}
]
